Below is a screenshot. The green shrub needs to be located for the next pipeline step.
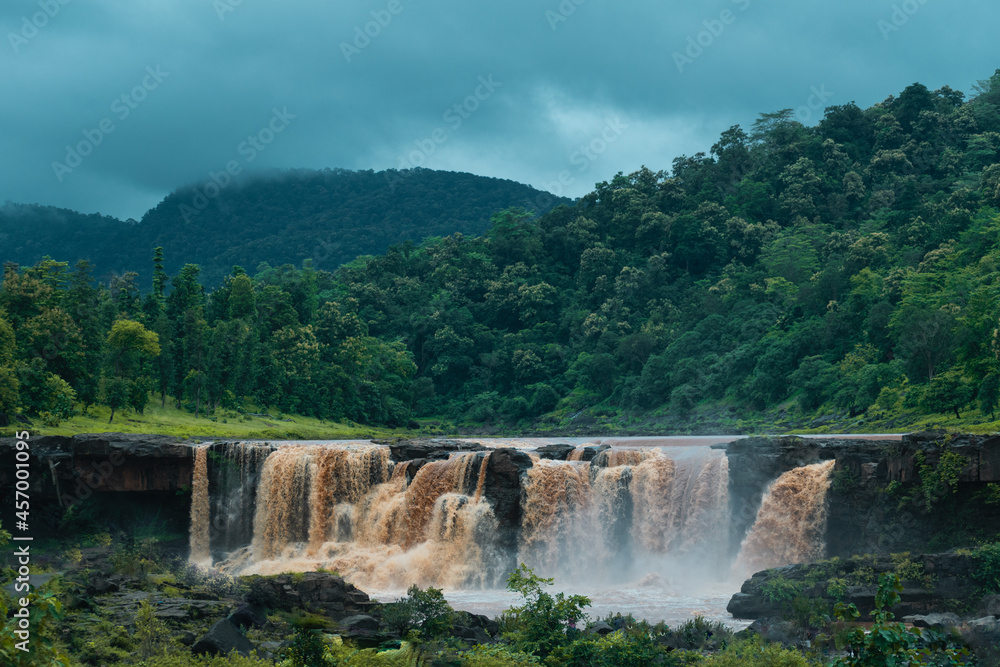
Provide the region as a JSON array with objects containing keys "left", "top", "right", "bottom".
[
  {"left": 700, "top": 635, "right": 810, "bottom": 667},
  {"left": 501, "top": 564, "right": 591, "bottom": 658},
  {"left": 831, "top": 573, "right": 971, "bottom": 667},
  {"left": 386, "top": 585, "right": 454, "bottom": 638},
  {"left": 243, "top": 576, "right": 280, "bottom": 609},
  {"left": 380, "top": 598, "right": 418, "bottom": 636},
  {"left": 826, "top": 578, "right": 848, "bottom": 601},
  {"left": 287, "top": 628, "right": 327, "bottom": 667},
  {"left": 913, "top": 449, "right": 969, "bottom": 512},
  {"left": 549, "top": 630, "right": 667, "bottom": 667},
  {"left": 760, "top": 576, "right": 801, "bottom": 604},
  {"left": 135, "top": 599, "right": 169, "bottom": 659},
  {"left": 972, "top": 541, "right": 1000, "bottom": 593},
  {"left": 657, "top": 616, "right": 732, "bottom": 651},
  {"left": 109, "top": 651, "right": 273, "bottom": 666},
  {"left": 459, "top": 643, "right": 540, "bottom": 666},
  {"left": 0, "top": 589, "right": 73, "bottom": 667}
]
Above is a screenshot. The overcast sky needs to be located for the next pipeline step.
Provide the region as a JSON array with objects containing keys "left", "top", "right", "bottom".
[{"left": 2, "top": 0, "right": 998, "bottom": 220}]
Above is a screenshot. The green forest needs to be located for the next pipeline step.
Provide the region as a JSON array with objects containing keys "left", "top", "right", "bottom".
[
  {"left": 5, "top": 72, "right": 1000, "bottom": 434},
  {"left": 0, "top": 168, "right": 569, "bottom": 288}
]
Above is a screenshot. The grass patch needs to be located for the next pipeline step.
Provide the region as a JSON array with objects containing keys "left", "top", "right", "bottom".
[{"left": 7, "top": 394, "right": 414, "bottom": 439}]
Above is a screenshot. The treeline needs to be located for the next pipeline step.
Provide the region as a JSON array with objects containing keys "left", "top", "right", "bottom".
[
  {"left": 332, "top": 71, "right": 1000, "bottom": 424},
  {"left": 0, "top": 252, "right": 418, "bottom": 426},
  {"left": 5, "top": 71, "right": 1000, "bottom": 428},
  {"left": 1, "top": 167, "right": 569, "bottom": 287}
]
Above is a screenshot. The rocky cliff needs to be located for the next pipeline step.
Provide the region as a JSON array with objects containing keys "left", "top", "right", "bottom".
[{"left": 725, "top": 431, "right": 1000, "bottom": 559}]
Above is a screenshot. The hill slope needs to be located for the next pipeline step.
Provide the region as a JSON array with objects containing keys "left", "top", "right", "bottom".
[
  {"left": 0, "top": 167, "right": 570, "bottom": 285},
  {"left": 5, "top": 72, "right": 1000, "bottom": 437}
]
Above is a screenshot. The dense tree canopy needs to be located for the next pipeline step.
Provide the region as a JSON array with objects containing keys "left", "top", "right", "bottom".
[{"left": 4, "top": 72, "right": 1000, "bottom": 429}]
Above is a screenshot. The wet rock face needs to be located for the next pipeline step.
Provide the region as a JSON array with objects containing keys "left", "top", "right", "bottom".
[
  {"left": 0, "top": 432, "right": 196, "bottom": 494},
  {"left": 725, "top": 436, "right": 830, "bottom": 556},
  {"left": 885, "top": 431, "right": 1000, "bottom": 483},
  {"left": 534, "top": 443, "right": 577, "bottom": 460},
  {"left": 242, "top": 572, "right": 375, "bottom": 620},
  {"left": 381, "top": 438, "right": 487, "bottom": 463},
  {"left": 482, "top": 447, "right": 533, "bottom": 572},
  {"left": 723, "top": 433, "right": 1000, "bottom": 558}
]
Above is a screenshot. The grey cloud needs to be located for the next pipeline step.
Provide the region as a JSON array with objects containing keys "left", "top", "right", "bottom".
[{"left": 1, "top": 0, "right": 997, "bottom": 219}]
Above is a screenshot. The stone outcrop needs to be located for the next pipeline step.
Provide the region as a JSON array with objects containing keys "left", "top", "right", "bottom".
[
  {"left": 379, "top": 438, "right": 487, "bottom": 463},
  {"left": 724, "top": 432, "right": 1000, "bottom": 558},
  {"left": 241, "top": 572, "right": 376, "bottom": 620},
  {"left": 481, "top": 447, "right": 534, "bottom": 574},
  {"left": 884, "top": 431, "right": 1000, "bottom": 483},
  {"left": 728, "top": 551, "right": 983, "bottom": 620},
  {"left": 192, "top": 618, "right": 254, "bottom": 657},
  {"left": 534, "top": 443, "right": 576, "bottom": 460},
  {"left": 0, "top": 432, "right": 197, "bottom": 495},
  {"left": 724, "top": 435, "right": 886, "bottom": 554}
]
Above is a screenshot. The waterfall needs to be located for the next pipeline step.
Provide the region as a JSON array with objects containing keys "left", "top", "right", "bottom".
[
  {"left": 223, "top": 446, "right": 501, "bottom": 590},
  {"left": 518, "top": 448, "right": 731, "bottom": 583},
  {"left": 202, "top": 440, "right": 839, "bottom": 595},
  {"left": 208, "top": 441, "right": 274, "bottom": 553},
  {"left": 520, "top": 459, "right": 599, "bottom": 577},
  {"left": 189, "top": 446, "right": 211, "bottom": 565},
  {"left": 734, "top": 459, "right": 836, "bottom": 577}
]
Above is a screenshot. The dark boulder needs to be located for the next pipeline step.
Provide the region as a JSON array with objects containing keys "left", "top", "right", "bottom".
[
  {"left": 902, "top": 613, "right": 961, "bottom": 630},
  {"left": 339, "top": 614, "right": 381, "bottom": 633},
  {"left": 573, "top": 444, "right": 610, "bottom": 462},
  {"left": 481, "top": 447, "right": 533, "bottom": 580},
  {"left": 535, "top": 444, "right": 576, "bottom": 460},
  {"left": 747, "top": 617, "right": 799, "bottom": 646},
  {"left": 963, "top": 616, "right": 1000, "bottom": 650},
  {"left": 86, "top": 573, "right": 120, "bottom": 596},
  {"left": 727, "top": 593, "right": 775, "bottom": 619},
  {"left": 338, "top": 614, "right": 384, "bottom": 649},
  {"left": 381, "top": 439, "right": 487, "bottom": 463},
  {"left": 192, "top": 618, "right": 254, "bottom": 657},
  {"left": 238, "top": 572, "right": 374, "bottom": 619},
  {"left": 588, "top": 621, "right": 614, "bottom": 635},
  {"left": 229, "top": 603, "right": 268, "bottom": 630},
  {"left": 975, "top": 594, "right": 1000, "bottom": 617},
  {"left": 729, "top": 552, "right": 982, "bottom": 621},
  {"left": 452, "top": 625, "right": 492, "bottom": 644}
]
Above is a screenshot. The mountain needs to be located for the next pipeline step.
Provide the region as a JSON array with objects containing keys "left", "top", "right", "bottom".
[{"left": 0, "top": 167, "right": 571, "bottom": 286}]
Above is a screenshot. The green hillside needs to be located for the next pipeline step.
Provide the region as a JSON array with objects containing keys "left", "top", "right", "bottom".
[
  {"left": 4, "top": 71, "right": 1000, "bottom": 435},
  {"left": 0, "top": 167, "right": 570, "bottom": 287}
]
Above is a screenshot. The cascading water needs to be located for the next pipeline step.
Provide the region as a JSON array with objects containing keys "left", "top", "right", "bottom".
[
  {"left": 189, "top": 446, "right": 211, "bottom": 565},
  {"left": 518, "top": 448, "right": 732, "bottom": 584},
  {"left": 194, "top": 439, "right": 843, "bottom": 624},
  {"left": 217, "top": 446, "right": 502, "bottom": 590},
  {"left": 734, "top": 459, "right": 837, "bottom": 577},
  {"left": 208, "top": 441, "right": 274, "bottom": 554}
]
